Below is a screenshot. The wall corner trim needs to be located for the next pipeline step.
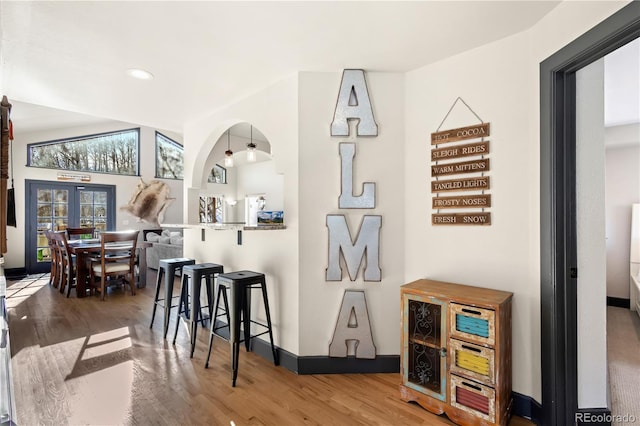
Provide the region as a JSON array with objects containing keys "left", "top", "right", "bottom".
[{"left": 512, "top": 392, "right": 543, "bottom": 424}]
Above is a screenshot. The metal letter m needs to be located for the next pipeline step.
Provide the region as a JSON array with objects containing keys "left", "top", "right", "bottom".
[{"left": 326, "top": 215, "right": 381, "bottom": 281}]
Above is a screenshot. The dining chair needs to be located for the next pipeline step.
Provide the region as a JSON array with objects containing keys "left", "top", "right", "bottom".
[
  {"left": 44, "top": 230, "right": 59, "bottom": 288},
  {"left": 89, "top": 230, "right": 140, "bottom": 301},
  {"left": 66, "top": 227, "right": 96, "bottom": 240},
  {"left": 51, "top": 230, "right": 76, "bottom": 297}
]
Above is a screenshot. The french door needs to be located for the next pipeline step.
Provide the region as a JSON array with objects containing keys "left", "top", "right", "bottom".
[{"left": 25, "top": 180, "right": 116, "bottom": 274}]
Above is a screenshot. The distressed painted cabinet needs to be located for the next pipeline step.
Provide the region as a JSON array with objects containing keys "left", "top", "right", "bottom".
[{"left": 400, "top": 279, "right": 513, "bottom": 426}]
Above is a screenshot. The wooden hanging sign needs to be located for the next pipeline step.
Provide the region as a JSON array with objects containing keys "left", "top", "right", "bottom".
[
  {"left": 432, "top": 212, "right": 491, "bottom": 226},
  {"left": 431, "top": 176, "right": 490, "bottom": 193},
  {"left": 432, "top": 194, "right": 491, "bottom": 209},
  {"left": 432, "top": 141, "right": 489, "bottom": 161},
  {"left": 431, "top": 123, "right": 490, "bottom": 145},
  {"left": 431, "top": 159, "right": 489, "bottom": 177},
  {"left": 57, "top": 172, "right": 91, "bottom": 182}
]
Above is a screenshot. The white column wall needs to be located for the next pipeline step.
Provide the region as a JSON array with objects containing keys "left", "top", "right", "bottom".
[
  {"left": 182, "top": 75, "right": 300, "bottom": 354},
  {"left": 297, "top": 72, "right": 405, "bottom": 356},
  {"left": 4, "top": 121, "right": 183, "bottom": 269}
]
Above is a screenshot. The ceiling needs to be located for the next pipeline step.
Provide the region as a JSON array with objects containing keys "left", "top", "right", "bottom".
[
  {"left": 2, "top": 1, "right": 637, "bottom": 139},
  {"left": 1, "top": 1, "right": 563, "bottom": 134}
]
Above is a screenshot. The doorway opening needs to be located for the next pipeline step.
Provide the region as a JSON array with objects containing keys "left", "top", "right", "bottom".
[
  {"left": 25, "top": 180, "right": 115, "bottom": 274},
  {"left": 540, "top": 2, "right": 640, "bottom": 424},
  {"left": 201, "top": 123, "right": 283, "bottom": 227}
]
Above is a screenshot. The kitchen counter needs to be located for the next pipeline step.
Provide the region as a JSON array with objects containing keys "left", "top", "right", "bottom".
[{"left": 161, "top": 223, "right": 286, "bottom": 231}]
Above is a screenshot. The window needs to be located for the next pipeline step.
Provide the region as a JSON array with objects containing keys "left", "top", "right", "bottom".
[
  {"left": 207, "top": 164, "right": 227, "bottom": 184},
  {"left": 156, "top": 132, "right": 183, "bottom": 179},
  {"left": 28, "top": 129, "right": 139, "bottom": 175},
  {"left": 199, "top": 195, "right": 224, "bottom": 223}
]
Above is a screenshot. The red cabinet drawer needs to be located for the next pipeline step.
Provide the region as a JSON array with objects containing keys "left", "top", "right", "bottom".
[{"left": 450, "top": 374, "right": 496, "bottom": 423}]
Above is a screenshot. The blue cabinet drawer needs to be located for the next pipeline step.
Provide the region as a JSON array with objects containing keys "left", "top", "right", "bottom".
[{"left": 450, "top": 303, "right": 495, "bottom": 346}]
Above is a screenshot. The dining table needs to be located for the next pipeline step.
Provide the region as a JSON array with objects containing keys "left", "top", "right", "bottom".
[{"left": 67, "top": 239, "right": 151, "bottom": 298}]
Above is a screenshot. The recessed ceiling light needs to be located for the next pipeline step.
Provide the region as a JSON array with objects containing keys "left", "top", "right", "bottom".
[{"left": 126, "top": 68, "right": 154, "bottom": 80}]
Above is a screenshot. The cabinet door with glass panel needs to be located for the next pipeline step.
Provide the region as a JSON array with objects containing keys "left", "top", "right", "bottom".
[
  {"left": 27, "top": 181, "right": 115, "bottom": 274},
  {"left": 401, "top": 293, "right": 448, "bottom": 401}
]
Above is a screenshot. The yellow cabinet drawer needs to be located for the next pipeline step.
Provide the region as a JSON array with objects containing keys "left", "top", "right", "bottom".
[{"left": 450, "top": 338, "right": 495, "bottom": 385}]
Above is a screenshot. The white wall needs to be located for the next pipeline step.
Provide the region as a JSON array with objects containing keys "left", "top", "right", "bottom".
[
  {"left": 184, "top": 70, "right": 405, "bottom": 358},
  {"left": 405, "top": 29, "right": 538, "bottom": 402},
  {"left": 4, "top": 121, "right": 184, "bottom": 269},
  {"left": 576, "top": 58, "right": 607, "bottom": 409},
  {"left": 297, "top": 72, "right": 405, "bottom": 356},
  {"left": 606, "top": 145, "right": 640, "bottom": 298},
  {"left": 404, "top": 0, "right": 629, "bottom": 404},
  {"left": 237, "top": 160, "right": 284, "bottom": 216}
]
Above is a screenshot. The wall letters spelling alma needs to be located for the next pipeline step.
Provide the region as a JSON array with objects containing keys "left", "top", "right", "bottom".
[{"left": 326, "top": 69, "right": 382, "bottom": 282}]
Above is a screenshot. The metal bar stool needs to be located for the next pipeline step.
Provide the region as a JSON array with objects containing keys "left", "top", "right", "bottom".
[
  {"left": 204, "top": 270, "right": 278, "bottom": 387},
  {"left": 172, "top": 263, "right": 224, "bottom": 357},
  {"left": 149, "top": 257, "right": 195, "bottom": 338}
]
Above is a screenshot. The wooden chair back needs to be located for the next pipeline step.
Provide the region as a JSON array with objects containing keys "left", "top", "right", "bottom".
[
  {"left": 43, "top": 230, "right": 58, "bottom": 288},
  {"left": 50, "top": 230, "right": 75, "bottom": 296},
  {"left": 90, "top": 230, "right": 140, "bottom": 300},
  {"left": 66, "top": 227, "right": 96, "bottom": 240}
]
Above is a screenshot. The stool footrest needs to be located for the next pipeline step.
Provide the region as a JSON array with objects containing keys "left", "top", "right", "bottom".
[
  {"left": 212, "top": 329, "right": 269, "bottom": 342},
  {"left": 249, "top": 320, "right": 270, "bottom": 330},
  {"left": 248, "top": 330, "right": 270, "bottom": 339},
  {"left": 153, "top": 301, "right": 181, "bottom": 310}
]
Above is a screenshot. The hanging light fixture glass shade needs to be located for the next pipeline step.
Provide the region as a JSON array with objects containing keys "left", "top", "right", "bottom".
[
  {"left": 247, "top": 125, "right": 256, "bottom": 162},
  {"left": 224, "top": 130, "right": 234, "bottom": 167}
]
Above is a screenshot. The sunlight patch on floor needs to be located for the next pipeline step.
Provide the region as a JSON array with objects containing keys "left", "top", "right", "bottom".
[
  {"left": 82, "top": 337, "right": 132, "bottom": 361},
  {"left": 87, "top": 327, "right": 130, "bottom": 345},
  {"left": 83, "top": 327, "right": 132, "bottom": 361},
  {"left": 67, "top": 360, "right": 134, "bottom": 425},
  {"left": 5, "top": 274, "right": 49, "bottom": 309}
]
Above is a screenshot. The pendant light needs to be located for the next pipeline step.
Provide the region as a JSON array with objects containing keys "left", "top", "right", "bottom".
[
  {"left": 224, "top": 129, "right": 234, "bottom": 167},
  {"left": 247, "top": 125, "right": 257, "bottom": 162}
]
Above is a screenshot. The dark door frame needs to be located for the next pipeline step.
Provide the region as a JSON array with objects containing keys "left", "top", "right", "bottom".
[
  {"left": 540, "top": 2, "right": 640, "bottom": 425},
  {"left": 25, "top": 179, "right": 116, "bottom": 274}
]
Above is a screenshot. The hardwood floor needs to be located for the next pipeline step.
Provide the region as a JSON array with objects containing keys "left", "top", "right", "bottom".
[
  {"left": 607, "top": 306, "right": 640, "bottom": 425},
  {"left": 6, "top": 272, "right": 534, "bottom": 425}
]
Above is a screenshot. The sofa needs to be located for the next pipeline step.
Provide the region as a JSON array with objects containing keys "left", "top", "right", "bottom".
[{"left": 144, "top": 229, "right": 184, "bottom": 270}]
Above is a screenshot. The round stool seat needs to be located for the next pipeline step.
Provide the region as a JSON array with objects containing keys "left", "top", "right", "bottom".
[
  {"left": 183, "top": 263, "right": 224, "bottom": 274},
  {"left": 159, "top": 258, "right": 197, "bottom": 268}
]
